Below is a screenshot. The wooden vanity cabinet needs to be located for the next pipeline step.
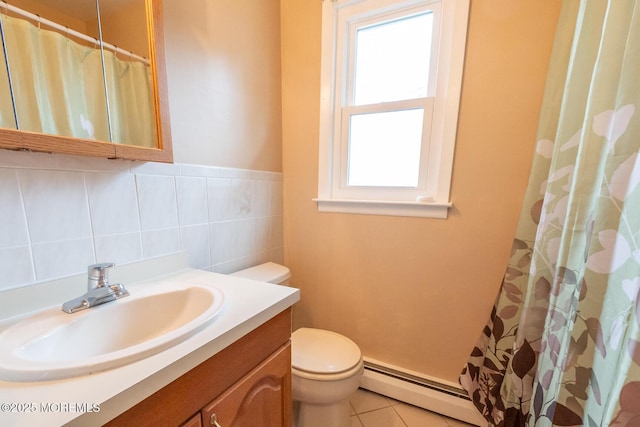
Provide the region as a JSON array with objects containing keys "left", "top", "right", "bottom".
[
  {"left": 105, "top": 309, "right": 292, "bottom": 427},
  {"left": 180, "top": 413, "right": 203, "bottom": 427},
  {"left": 201, "top": 344, "right": 291, "bottom": 426}
]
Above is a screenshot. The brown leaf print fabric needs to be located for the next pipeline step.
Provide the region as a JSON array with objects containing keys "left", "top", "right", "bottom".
[{"left": 459, "top": 1, "right": 640, "bottom": 426}]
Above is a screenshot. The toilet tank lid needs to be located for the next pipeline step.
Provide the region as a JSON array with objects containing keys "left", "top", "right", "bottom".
[{"left": 230, "top": 262, "right": 291, "bottom": 284}]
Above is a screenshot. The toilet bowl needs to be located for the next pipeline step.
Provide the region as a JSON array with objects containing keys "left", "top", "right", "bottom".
[
  {"left": 291, "top": 327, "right": 363, "bottom": 427},
  {"left": 231, "top": 263, "right": 363, "bottom": 427}
]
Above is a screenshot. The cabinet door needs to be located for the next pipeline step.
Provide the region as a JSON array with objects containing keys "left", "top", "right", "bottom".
[
  {"left": 202, "top": 343, "right": 291, "bottom": 427},
  {"left": 180, "top": 413, "right": 202, "bottom": 427}
]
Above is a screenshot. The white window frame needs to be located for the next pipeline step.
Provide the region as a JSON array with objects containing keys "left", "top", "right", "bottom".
[{"left": 315, "top": 0, "right": 469, "bottom": 218}]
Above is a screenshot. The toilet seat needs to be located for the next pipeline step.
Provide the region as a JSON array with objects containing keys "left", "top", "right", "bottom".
[
  {"left": 292, "top": 359, "right": 363, "bottom": 382},
  {"left": 292, "top": 328, "right": 362, "bottom": 381}
]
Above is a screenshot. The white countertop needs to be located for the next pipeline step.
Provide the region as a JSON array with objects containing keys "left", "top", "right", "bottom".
[{"left": 0, "top": 255, "right": 300, "bottom": 427}]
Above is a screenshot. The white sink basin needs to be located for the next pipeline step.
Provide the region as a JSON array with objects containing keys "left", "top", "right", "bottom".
[{"left": 0, "top": 282, "right": 225, "bottom": 382}]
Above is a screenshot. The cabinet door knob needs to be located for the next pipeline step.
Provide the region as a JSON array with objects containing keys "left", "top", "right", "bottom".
[{"left": 210, "top": 413, "right": 222, "bottom": 427}]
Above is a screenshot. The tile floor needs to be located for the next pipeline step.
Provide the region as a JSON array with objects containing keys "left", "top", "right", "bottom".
[{"left": 349, "top": 388, "right": 474, "bottom": 427}]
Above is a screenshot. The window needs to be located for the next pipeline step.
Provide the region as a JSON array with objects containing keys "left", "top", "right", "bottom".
[{"left": 315, "top": 0, "right": 469, "bottom": 218}]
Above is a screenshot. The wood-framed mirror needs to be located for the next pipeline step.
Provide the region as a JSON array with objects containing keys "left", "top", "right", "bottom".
[{"left": 0, "top": 0, "right": 172, "bottom": 163}]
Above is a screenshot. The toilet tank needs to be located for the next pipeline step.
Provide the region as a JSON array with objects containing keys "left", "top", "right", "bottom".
[{"left": 230, "top": 262, "right": 291, "bottom": 285}]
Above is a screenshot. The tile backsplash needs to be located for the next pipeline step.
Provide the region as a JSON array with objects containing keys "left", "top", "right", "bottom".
[{"left": 0, "top": 150, "right": 283, "bottom": 291}]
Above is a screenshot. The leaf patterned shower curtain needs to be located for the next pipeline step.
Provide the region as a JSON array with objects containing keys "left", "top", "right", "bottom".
[{"left": 459, "top": 1, "right": 640, "bottom": 426}]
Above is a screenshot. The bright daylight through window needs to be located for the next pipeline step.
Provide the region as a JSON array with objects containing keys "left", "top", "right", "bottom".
[{"left": 315, "top": 0, "right": 469, "bottom": 218}]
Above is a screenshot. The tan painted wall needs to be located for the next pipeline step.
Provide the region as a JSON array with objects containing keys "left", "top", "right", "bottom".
[
  {"left": 100, "top": 0, "right": 149, "bottom": 58},
  {"left": 163, "top": 0, "right": 283, "bottom": 171},
  {"left": 281, "top": 0, "right": 562, "bottom": 382},
  {"left": 10, "top": 0, "right": 93, "bottom": 37}
]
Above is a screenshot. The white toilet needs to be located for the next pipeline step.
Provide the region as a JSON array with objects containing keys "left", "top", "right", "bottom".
[{"left": 231, "top": 262, "right": 363, "bottom": 427}]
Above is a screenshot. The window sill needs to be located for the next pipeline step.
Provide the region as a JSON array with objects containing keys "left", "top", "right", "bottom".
[{"left": 313, "top": 198, "right": 452, "bottom": 218}]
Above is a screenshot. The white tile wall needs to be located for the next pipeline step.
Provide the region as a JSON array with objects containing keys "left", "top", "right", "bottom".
[{"left": 0, "top": 150, "right": 284, "bottom": 291}]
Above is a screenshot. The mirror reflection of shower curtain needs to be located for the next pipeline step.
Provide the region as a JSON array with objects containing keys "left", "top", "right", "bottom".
[
  {"left": 0, "top": 15, "right": 17, "bottom": 129},
  {"left": 103, "top": 51, "right": 156, "bottom": 148},
  {"left": 2, "top": 14, "right": 110, "bottom": 141},
  {"left": 0, "top": 13, "right": 155, "bottom": 147}
]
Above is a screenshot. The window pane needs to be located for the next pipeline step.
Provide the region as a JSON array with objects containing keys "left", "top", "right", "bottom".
[
  {"left": 354, "top": 12, "right": 433, "bottom": 105},
  {"left": 347, "top": 109, "right": 423, "bottom": 187}
]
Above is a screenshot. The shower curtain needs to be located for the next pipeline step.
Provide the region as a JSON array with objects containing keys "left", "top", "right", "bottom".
[
  {"left": 459, "top": 1, "right": 640, "bottom": 426},
  {"left": 2, "top": 13, "right": 110, "bottom": 140},
  {"left": 0, "top": 22, "right": 15, "bottom": 130},
  {"left": 103, "top": 50, "right": 157, "bottom": 148},
  {"left": 0, "top": 13, "right": 155, "bottom": 146}
]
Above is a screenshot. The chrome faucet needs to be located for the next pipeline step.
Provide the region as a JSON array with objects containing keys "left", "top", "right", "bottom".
[{"left": 61, "top": 263, "right": 130, "bottom": 314}]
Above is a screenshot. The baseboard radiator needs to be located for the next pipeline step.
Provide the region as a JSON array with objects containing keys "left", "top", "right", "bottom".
[{"left": 360, "top": 358, "right": 488, "bottom": 426}]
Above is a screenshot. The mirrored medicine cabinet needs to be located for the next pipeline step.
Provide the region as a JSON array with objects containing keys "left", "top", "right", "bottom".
[{"left": 0, "top": 0, "right": 172, "bottom": 162}]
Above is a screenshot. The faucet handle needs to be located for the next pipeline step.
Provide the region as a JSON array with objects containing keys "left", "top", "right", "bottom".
[{"left": 88, "top": 262, "right": 115, "bottom": 289}]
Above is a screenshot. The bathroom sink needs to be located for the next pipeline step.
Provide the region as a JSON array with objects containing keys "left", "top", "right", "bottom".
[{"left": 0, "top": 282, "right": 225, "bottom": 382}]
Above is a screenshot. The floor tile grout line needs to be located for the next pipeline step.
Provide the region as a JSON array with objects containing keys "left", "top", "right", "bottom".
[
  {"left": 350, "top": 389, "right": 399, "bottom": 416},
  {"left": 351, "top": 388, "right": 475, "bottom": 427},
  {"left": 391, "top": 404, "right": 410, "bottom": 427},
  {"left": 349, "top": 390, "right": 471, "bottom": 427},
  {"left": 353, "top": 406, "right": 392, "bottom": 416}
]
